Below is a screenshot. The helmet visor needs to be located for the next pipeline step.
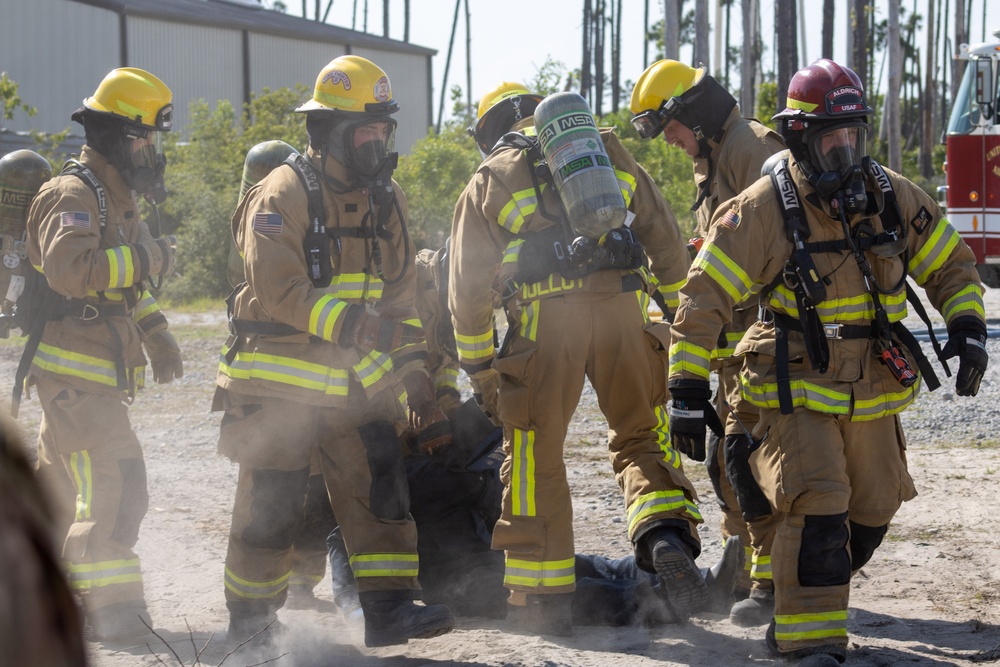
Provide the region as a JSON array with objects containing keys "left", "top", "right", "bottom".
[
  {"left": 126, "top": 130, "right": 164, "bottom": 173},
  {"left": 810, "top": 125, "right": 867, "bottom": 174},
  {"left": 630, "top": 109, "right": 668, "bottom": 139},
  {"left": 345, "top": 118, "right": 397, "bottom": 178}
]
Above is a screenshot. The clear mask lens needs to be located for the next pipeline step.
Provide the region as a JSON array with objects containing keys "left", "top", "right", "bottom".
[
  {"left": 346, "top": 119, "right": 397, "bottom": 177},
  {"left": 127, "top": 130, "right": 163, "bottom": 173},
  {"left": 812, "top": 125, "right": 867, "bottom": 175}
]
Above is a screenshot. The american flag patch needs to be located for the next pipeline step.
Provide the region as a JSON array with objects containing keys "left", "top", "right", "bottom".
[
  {"left": 717, "top": 210, "right": 740, "bottom": 231},
  {"left": 60, "top": 211, "right": 91, "bottom": 229},
  {"left": 253, "top": 212, "right": 283, "bottom": 235}
]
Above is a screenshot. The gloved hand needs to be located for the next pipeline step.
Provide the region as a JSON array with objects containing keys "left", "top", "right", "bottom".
[
  {"left": 469, "top": 368, "right": 501, "bottom": 426},
  {"left": 667, "top": 379, "right": 723, "bottom": 461},
  {"left": 941, "top": 318, "right": 989, "bottom": 396},
  {"left": 138, "top": 233, "right": 176, "bottom": 277},
  {"left": 402, "top": 369, "right": 452, "bottom": 452},
  {"left": 343, "top": 304, "right": 423, "bottom": 354},
  {"left": 144, "top": 329, "right": 183, "bottom": 384}
]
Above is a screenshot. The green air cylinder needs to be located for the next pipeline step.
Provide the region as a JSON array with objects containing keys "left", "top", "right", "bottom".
[
  {"left": 533, "top": 92, "right": 626, "bottom": 239},
  {"left": 227, "top": 140, "right": 299, "bottom": 287},
  {"left": 0, "top": 150, "right": 52, "bottom": 319}
]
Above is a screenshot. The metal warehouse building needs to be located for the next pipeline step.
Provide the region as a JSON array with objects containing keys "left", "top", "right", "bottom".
[{"left": 0, "top": 0, "right": 436, "bottom": 155}]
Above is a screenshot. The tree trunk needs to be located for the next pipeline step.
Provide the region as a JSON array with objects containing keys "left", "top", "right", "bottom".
[
  {"left": 664, "top": 0, "right": 680, "bottom": 60},
  {"left": 695, "top": 0, "right": 710, "bottom": 71},
  {"left": 776, "top": 0, "right": 798, "bottom": 117},
  {"left": 404, "top": 0, "right": 410, "bottom": 42},
  {"left": 595, "top": 0, "right": 605, "bottom": 115},
  {"left": 382, "top": 0, "right": 389, "bottom": 37},
  {"left": 582, "top": 0, "right": 592, "bottom": 100},
  {"left": 612, "top": 0, "right": 622, "bottom": 113},
  {"left": 644, "top": 0, "right": 650, "bottom": 69},
  {"left": 714, "top": 0, "right": 723, "bottom": 78},
  {"left": 798, "top": 0, "right": 808, "bottom": 65},
  {"left": 846, "top": 1, "right": 854, "bottom": 69},
  {"left": 464, "top": 0, "right": 471, "bottom": 122},
  {"left": 740, "top": 0, "right": 758, "bottom": 116},
  {"left": 887, "top": 0, "right": 902, "bottom": 172},
  {"left": 853, "top": 0, "right": 869, "bottom": 85},
  {"left": 435, "top": 0, "right": 461, "bottom": 134},
  {"left": 724, "top": 0, "right": 732, "bottom": 89},
  {"left": 822, "top": 0, "right": 835, "bottom": 59},
  {"left": 951, "top": 0, "right": 965, "bottom": 103},
  {"left": 921, "top": 0, "right": 936, "bottom": 177}
]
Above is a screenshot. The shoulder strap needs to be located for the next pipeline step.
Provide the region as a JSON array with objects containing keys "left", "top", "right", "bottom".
[
  {"left": 61, "top": 160, "right": 107, "bottom": 232},
  {"left": 283, "top": 154, "right": 331, "bottom": 288}
]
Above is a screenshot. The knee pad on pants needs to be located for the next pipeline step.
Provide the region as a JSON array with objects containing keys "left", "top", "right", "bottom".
[
  {"left": 706, "top": 432, "right": 729, "bottom": 510},
  {"left": 799, "top": 512, "right": 851, "bottom": 587},
  {"left": 111, "top": 457, "right": 148, "bottom": 547},
  {"left": 244, "top": 467, "right": 310, "bottom": 549},
  {"left": 849, "top": 521, "right": 888, "bottom": 571},
  {"left": 358, "top": 420, "right": 410, "bottom": 520},
  {"left": 724, "top": 433, "right": 772, "bottom": 521}
]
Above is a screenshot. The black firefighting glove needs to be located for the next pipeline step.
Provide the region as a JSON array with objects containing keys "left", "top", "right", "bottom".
[
  {"left": 469, "top": 367, "right": 501, "bottom": 427},
  {"left": 667, "top": 379, "right": 724, "bottom": 462},
  {"left": 941, "top": 317, "right": 989, "bottom": 397},
  {"left": 144, "top": 329, "right": 183, "bottom": 384},
  {"left": 341, "top": 304, "right": 423, "bottom": 354},
  {"left": 402, "top": 368, "right": 452, "bottom": 452}
]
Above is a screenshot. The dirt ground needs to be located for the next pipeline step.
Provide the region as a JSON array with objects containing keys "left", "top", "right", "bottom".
[{"left": 2, "top": 290, "right": 1000, "bottom": 667}]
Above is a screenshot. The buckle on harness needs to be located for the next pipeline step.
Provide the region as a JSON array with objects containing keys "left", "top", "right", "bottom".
[
  {"left": 80, "top": 304, "right": 100, "bottom": 321},
  {"left": 822, "top": 323, "right": 843, "bottom": 339}
]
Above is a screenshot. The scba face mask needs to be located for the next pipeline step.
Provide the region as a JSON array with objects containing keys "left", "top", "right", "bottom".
[
  {"left": 807, "top": 123, "right": 869, "bottom": 213},
  {"left": 123, "top": 128, "right": 168, "bottom": 203},
  {"left": 341, "top": 117, "right": 397, "bottom": 180}
]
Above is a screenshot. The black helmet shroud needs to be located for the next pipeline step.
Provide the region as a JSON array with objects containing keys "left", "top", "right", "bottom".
[
  {"left": 75, "top": 110, "right": 168, "bottom": 203},
  {"left": 672, "top": 73, "right": 737, "bottom": 211}
]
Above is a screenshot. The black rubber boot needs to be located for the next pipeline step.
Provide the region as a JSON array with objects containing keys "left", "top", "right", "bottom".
[
  {"left": 730, "top": 586, "right": 775, "bottom": 627},
  {"left": 86, "top": 602, "right": 153, "bottom": 643},
  {"left": 783, "top": 646, "right": 846, "bottom": 666},
  {"left": 645, "top": 527, "right": 708, "bottom": 624},
  {"left": 700, "top": 535, "right": 744, "bottom": 614},
  {"left": 507, "top": 593, "right": 574, "bottom": 636},
  {"left": 226, "top": 606, "right": 283, "bottom": 645},
  {"left": 360, "top": 597, "right": 455, "bottom": 647}
]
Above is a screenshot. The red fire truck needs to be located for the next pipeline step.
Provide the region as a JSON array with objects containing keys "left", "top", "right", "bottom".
[{"left": 943, "top": 30, "right": 1000, "bottom": 286}]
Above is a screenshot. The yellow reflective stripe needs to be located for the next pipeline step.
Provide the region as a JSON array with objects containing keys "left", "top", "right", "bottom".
[
  {"left": 224, "top": 565, "right": 288, "bottom": 599},
  {"left": 511, "top": 428, "right": 536, "bottom": 516},
  {"left": 520, "top": 274, "right": 585, "bottom": 300},
  {"left": 850, "top": 382, "right": 918, "bottom": 421},
  {"left": 711, "top": 330, "right": 745, "bottom": 359},
  {"left": 67, "top": 558, "right": 143, "bottom": 590},
  {"left": 519, "top": 299, "right": 540, "bottom": 341},
  {"left": 497, "top": 186, "right": 543, "bottom": 234},
  {"left": 132, "top": 291, "right": 159, "bottom": 321},
  {"left": 219, "top": 347, "right": 350, "bottom": 396},
  {"left": 353, "top": 351, "right": 393, "bottom": 389},
  {"left": 942, "top": 284, "right": 985, "bottom": 324},
  {"left": 627, "top": 490, "right": 702, "bottom": 536},
  {"left": 455, "top": 329, "right": 495, "bottom": 363},
  {"left": 614, "top": 168, "right": 636, "bottom": 206},
  {"left": 741, "top": 545, "right": 753, "bottom": 573},
  {"left": 752, "top": 553, "right": 772, "bottom": 580},
  {"left": 910, "top": 218, "right": 961, "bottom": 285},
  {"left": 309, "top": 294, "right": 348, "bottom": 340},
  {"left": 70, "top": 450, "right": 93, "bottom": 521},
  {"left": 653, "top": 405, "right": 682, "bottom": 469},
  {"left": 768, "top": 286, "right": 907, "bottom": 322},
  {"left": 740, "top": 375, "right": 852, "bottom": 414},
  {"left": 657, "top": 278, "right": 684, "bottom": 313},
  {"left": 774, "top": 610, "right": 848, "bottom": 642},
  {"left": 504, "top": 557, "right": 576, "bottom": 588},
  {"left": 668, "top": 340, "right": 712, "bottom": 380},
  {"left": 502, "top": 239, "right": 524, "bottom": 268},
  {"left": 34, "top": 342, "right": 119, "bottom": 386},
  {"left": 696, "top": 244, "right": 752, "bottom": 303},
  {"left": 349, "top": 552, "right": 419, "bottom": 578},
  {"left": 327, "top": 272, "right": 382, "bottom": 300},
  {"left": 435, "top": 366, "right": 460, "bottom": 391},
  {"left": 105, "top": 246, "right": 135, "bottom": 289}
]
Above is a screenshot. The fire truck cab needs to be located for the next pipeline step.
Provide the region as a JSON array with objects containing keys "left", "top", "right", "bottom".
[{"left": 943, "top": 30, "right": 1000, "bottom": 287}]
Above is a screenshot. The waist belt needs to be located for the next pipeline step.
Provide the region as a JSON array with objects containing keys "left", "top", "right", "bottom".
[
  {"left": 225, "top": 318, "right": 323, "bottom": 364},
  {"left": 771, "top": 312, "right": 876, "bottom": 340},
  {"left": 58, "top": 300, "right": 130, "bottom": 321}
]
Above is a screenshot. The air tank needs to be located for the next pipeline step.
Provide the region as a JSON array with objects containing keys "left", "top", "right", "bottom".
[
  {"left": 533, "top": 92, "right": 626, "bottom": 239},
  {"left": 227, "top": 140, "right": 298, "bottom": 287},
  {"left": 0, "top": 150, "right": 52, "bottom": 325}
]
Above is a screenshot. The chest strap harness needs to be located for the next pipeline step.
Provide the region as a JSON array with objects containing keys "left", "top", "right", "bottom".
[{"left": 761, "top": 158, "right": 948, "bottom": 414}]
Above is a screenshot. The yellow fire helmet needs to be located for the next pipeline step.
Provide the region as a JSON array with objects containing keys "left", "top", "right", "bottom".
[
  {"left": 296, "top": 55, "right": 399, "bottom": 115},
  {"left": 470, "top": 81, "right": 543, "bottom": 156},
  {"left": 629, "top": 60, "right": 705, "bottom": 139},
  {"left": 75, "top": 67, "right": 173, "bottom": 132}
]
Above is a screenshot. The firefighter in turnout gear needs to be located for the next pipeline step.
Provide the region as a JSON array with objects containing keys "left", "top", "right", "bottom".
[
  {"left": 23, "top": 67, "right": 180, "bottom": 643},
  {"left": 215, "top": 55, "right": 454, "bottom": 648},
  {"left": 667, "top": 59, "right": 987, "bottom": 666},
  {"left": 630, "top": 59, "right": 786, "bottom": 623},
  {"left": 450, "top": 81, "right": 708, "bottom": 635}
]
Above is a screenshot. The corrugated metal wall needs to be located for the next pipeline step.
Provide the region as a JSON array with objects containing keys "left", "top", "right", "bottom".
[
  {"left": 0, "top": 0, "right": 118, "bottom": 143},
  {"left": 127, "top": 17, "right": 244, "bottom": 138},
  {"left": 0, "top": 0, "right": 432, "bottom": 156}
]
